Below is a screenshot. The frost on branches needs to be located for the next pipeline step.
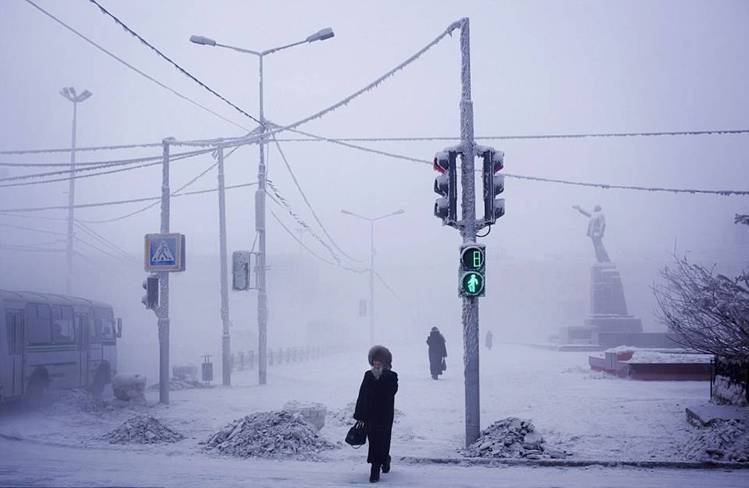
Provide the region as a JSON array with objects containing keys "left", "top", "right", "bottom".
[{"left": 654, "top": 257, "right": 749, "bottom": 362}]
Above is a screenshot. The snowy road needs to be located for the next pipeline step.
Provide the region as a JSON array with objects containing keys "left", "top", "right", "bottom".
[
  {"left": 1, "top": 343, "right": 746, "bottom": 487},
  {"left": 1, "top": 436, "right": 748, "bottom": 488}
]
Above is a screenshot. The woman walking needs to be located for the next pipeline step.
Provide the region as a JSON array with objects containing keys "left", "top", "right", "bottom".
[
  {"left": 426, "top": 327, "right": 447, "bottom": 380},
  {"left": 354, "top": 345, "right": 398, "bottom": 483}
]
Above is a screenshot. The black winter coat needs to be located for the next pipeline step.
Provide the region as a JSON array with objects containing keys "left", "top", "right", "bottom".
[
  {"left": 427, "top": 331, "right": 447, "bottom": 375},
  {"left": 354, "top": 369, "right": 398, "bottom": 465}
]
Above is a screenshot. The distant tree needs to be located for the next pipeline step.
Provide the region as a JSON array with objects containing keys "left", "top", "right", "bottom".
[{"left": 654, "top": 257, "right": 749, "bottom": 362}]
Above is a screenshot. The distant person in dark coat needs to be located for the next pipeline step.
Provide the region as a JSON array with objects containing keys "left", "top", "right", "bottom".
[
  {"left": 485, "top": 330, "right": 494, "bottom": 350},
  {"left": 426, "top": 327, "right": 447, "bottom": 380},
  {"left": 354, "top": 345, "right": 398, "bottom": 483}
]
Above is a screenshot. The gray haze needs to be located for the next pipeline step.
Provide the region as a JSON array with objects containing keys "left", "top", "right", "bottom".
[{"left": 1, "top": 0, "right": 748, "bottom": 378}]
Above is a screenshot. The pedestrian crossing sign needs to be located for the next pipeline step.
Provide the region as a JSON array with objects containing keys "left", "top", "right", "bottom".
[{"left": 145, "top": 233, "right": 186, "bottom": 272}]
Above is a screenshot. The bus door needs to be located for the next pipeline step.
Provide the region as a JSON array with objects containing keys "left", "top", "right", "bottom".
[
  {"left": 76, "top": 313, "right": 90, "bottom": 387},
  {"left": 5, "top": 311, "right": 24, "bottom": 397}
]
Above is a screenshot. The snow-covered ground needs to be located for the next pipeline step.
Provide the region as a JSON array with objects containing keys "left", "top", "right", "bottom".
[{"left": 1, "top": 343, "right": 747, "bottom": 486}]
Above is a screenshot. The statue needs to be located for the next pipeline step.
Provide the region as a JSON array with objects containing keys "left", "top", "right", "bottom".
[{"left": 572, "top": 204, "right": 610, "bottom": 263}]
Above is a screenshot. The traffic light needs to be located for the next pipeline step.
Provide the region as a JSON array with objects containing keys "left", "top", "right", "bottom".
[
  {"left": 433, "top": 150, "right": 458, "bottom": 225},
  {"left": 459, "top": 244, "right": 485, "bottom": 297},
  {"left": 141, "top": 274, "right": 159, "bottom": 310},
  {"left": 481, "top": 147, "right": 505, "bottom": 225}
]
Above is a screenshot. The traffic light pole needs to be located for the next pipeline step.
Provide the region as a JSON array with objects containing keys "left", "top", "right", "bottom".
[
  {"left": 256, "top": 54, "right": 269, "bottom": 386},
  {"left": 217, "top": 144, "right": 232, "bottom": 386},
  {"left": 158, "top": 139, "right": 172, "bottom": 405},
  {"left": 458, "top": 18, "right": 481, "bottom": 448}
]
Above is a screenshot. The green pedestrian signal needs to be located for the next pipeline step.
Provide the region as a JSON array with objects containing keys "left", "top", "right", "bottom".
[
  {"left": 461, "top": 271, "right": 485, "bottom": 296},
  {"left": 459, "top": 244, "right": 486, "bottom": 297}
]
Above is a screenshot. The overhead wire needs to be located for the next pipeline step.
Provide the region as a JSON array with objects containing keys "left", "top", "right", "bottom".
[
  {"left": 269, "top": 131, "right": 361, "bottom": 262},
  {"left": 75, "top": 220, "right": 136, "bottom": 261},
  {"left": 273, "top": 129, "right": 749, "bottom": 143},
  {"left": 78, "top": 143, "right": 246, "bottom": 223},
  {"left": 23, "top": 0, "right": 251, "bottom": 131},
  {"left": 0, "top": 148, "right": 214, "bottom": 189},
  {"left": 265, "top": 180, "right": 341, "bottom": 263},
  {"left": 281, "top": 126, "right": 749, "bottom": 196},
  {"left": 0, "top": 147, "right": 212, "bottom": 177},
  {"left": 87, "top": 0, "right": 261, "bottom": 125}
]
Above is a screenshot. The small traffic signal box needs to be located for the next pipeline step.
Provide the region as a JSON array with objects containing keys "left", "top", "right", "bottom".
[{"left": 459, "top": 244, "right": 485, "bottom": 297}]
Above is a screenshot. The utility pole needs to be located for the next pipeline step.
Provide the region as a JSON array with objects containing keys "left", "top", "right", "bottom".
[
  {"left": 189, "top": 27, "right": 335, "bottom": 386},
  {"left": 217, "top": 143, "right": 232, "bottom": 386},
  {"left": 59, "top": 87, "right": 92, "bottom": 295},
  {"left": 157, "top": 138, "right": 172, "bottom": 404},
  {"left": 341, "top": 208, "right": 405, "bottom": 345},
  {"left": 256, "top": 55, "right": 269, "bottom": 386},
  {"left": 459, "top": 17, "right": 481, "bottom": 449}
]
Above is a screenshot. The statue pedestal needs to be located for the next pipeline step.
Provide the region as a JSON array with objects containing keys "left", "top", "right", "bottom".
[
  {"left": 557, "top": 262, "right": 642, "bottom": 346},
  {"left": 586, "top": 262, "right": 641, "bottom": 330}
]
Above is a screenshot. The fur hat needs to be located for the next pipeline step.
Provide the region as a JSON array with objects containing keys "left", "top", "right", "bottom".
[
  {"left": 431, "top": 326, "right": 439, "bottom": 332},
  {"left": 368, "top": 345, "right": 392, "bottom": 369}
]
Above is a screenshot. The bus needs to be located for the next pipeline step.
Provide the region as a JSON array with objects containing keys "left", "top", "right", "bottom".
[{"left": 0, "top": 290, "right": 122, "bottom": 404}]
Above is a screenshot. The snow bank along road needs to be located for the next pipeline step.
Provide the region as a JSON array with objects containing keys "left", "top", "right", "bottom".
[{"left": 1, "top": 436, "right": 748, "bottom": 488}]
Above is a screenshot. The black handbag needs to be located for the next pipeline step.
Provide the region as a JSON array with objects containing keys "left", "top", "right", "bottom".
[
  {"left": 441, "top": 357, "right": 447, "bottom": 371},
  {"left": 345, "top": 423, "right": 367, "bottom": 448}
]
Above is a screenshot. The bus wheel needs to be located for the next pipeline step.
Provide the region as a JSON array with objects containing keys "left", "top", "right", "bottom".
[
  {"left": 90, "top": 364, "right": 110, "bottom": 397},
  {"left": 25, "top": 370, "right": 49, "bottom": 408}
]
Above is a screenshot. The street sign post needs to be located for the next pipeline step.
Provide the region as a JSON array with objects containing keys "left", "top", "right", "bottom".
[{"left": 144, "top": 233, "right": 186, "bottom": 272}]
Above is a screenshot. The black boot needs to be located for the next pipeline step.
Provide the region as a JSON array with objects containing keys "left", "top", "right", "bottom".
[
  {"left": 369, "top": 464, "right": 380, "bottom": 483},
  {"left": 382, "top": 456, "right": 391, "bottom": 474}
]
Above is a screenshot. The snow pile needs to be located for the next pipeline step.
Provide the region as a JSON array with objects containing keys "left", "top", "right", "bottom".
[
  {"left": 203, "top": 411, "right": 337, "bottom": 459},
  {"left": 103, "top": 415, "right": 184, "bottom": 444},
  {"left": 52, "top": 389, "right": 113, "bottom": 414},
  {"left": 682, "top": 419, "right": 749, "bottom": 463},
  {"left": 112, "top": 374, "right": 146, "bottom": 402},
  {"left": 462, "top": 418, "right": 568, "bottom": 459},
  {"left": 147, "top": 379, "right": 211, "bottom": 391},
  {"left": 283, "top": 401, "right": 327, "bottom": 431}
]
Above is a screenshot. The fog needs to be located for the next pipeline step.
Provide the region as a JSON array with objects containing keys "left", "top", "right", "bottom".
[{"left": 1, "top": 0, "right": 748, "bottom": 382}]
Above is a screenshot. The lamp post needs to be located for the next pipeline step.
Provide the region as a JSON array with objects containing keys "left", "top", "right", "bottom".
[
  {"left": 190, "top": 27, "right": 334, "bottom": 385},
  {"left": 341, "top": 209, "right": 404, "bottom": 344},
  {"left": 59, "top": 87, "right": 92, "bottom": 295}
]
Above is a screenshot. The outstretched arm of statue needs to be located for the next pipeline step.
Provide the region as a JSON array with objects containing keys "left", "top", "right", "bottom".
[{"left": 572, "top": 205, "right": 591, "bottom": 218}]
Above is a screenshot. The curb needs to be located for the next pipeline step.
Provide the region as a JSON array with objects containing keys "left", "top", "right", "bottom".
[{"left": 398, "top": 455, "right": 749, "bottom": 470}]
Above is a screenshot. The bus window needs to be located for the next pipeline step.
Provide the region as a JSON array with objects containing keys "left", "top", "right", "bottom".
[
  {"left": 6, "top": 313, "right": 17, "bottom": 354},
  {"left": 93, "top": 307, "right": 115, "bottom": 343},
  {"left": 26, "top": 303, "right": 52, "bottom": 344},
  {"left": 51, "top": 305, "right": 75, "bottom": 344}
]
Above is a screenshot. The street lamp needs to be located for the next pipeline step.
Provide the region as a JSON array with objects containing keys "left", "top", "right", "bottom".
[
  {"left": 340, "top": 208, "right": 405, "bottom": 345},
  {"left": 59, "top": 86, "right": 93, "bottom": 295},
  {"left": 189, "top": 27, "right": 334, "bottom": 386}
]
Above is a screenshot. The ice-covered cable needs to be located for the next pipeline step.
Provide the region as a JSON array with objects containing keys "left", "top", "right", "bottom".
[
  {"left": 283, "top": 127, "right": 749, "bottom": 196},
  {"left": 87, "top": 0, "right": 261, "bottom": 125},
  {"left": 265, "top": 180, "right": 341, "bottom": 263},
  {"left": 78, "top": 144, "right": 245, "bottom": 223},
  {"left": 269, "top": 133, "right": 361, "bottom": 263},
  {"left": 272, "top": 129, "right": 749, "bottom": 143}
]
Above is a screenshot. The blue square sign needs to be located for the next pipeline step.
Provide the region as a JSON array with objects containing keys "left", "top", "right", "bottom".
[{"left": 145, "top": 233, "right": 186, "bottom": 272}]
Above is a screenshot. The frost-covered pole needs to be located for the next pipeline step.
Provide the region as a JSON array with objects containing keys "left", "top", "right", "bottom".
[
  {"left": 60, "top": 87, "right": 92, "bottom": 295},
  {"left": 459, "top": 17, "right": 481, "bottom": 448},
  {"left": 65, "top": 101, "right": 77, "bottom": 295},
  {"left": 256, "top": 54, "right": 269, "bottom": 386},
  {"left": 158, "top": 138, "right": 171, "bottom": 405},
  {"left": 217, "top": 143, "right": 232, "bottom": 386}
]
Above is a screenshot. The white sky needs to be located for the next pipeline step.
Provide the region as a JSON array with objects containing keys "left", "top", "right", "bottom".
[{"left": 1, "top": 1, "right": 748, "bottom": 342}]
